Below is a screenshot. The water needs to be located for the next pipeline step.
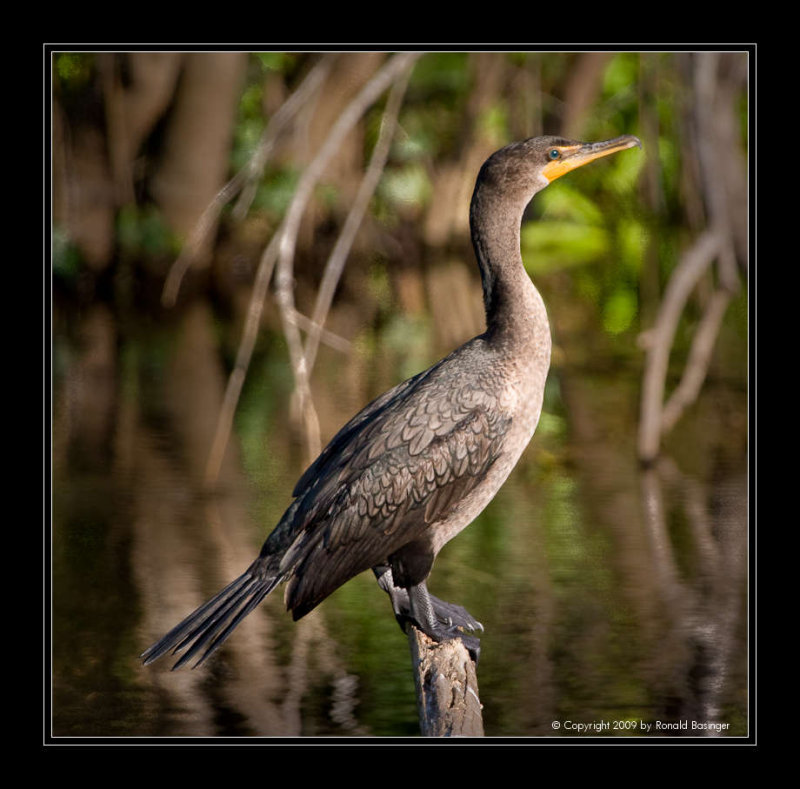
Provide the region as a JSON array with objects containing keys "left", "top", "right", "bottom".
[{"left": 50, "top": 299, "right": 748, "bottom": 739}]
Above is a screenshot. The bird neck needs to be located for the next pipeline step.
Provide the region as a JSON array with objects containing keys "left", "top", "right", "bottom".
[{"left": 469, "top": 186, "right": 550, "bottom": 351}]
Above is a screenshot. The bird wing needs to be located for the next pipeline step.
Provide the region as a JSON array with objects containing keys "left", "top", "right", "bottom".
[
  {"left": 271, "top": 340, "right": 512, "bottom": 616},
  {"left": 291, "top": 364, "right": 436, "bottom": 497}
]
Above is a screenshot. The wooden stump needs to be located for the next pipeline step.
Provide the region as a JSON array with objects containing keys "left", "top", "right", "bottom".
[{"left": 408, "top": 627, "right": 484, "bottom": 737}]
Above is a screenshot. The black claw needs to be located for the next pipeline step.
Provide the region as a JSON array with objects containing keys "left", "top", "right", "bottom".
[{"left": 460, "top": 633, "right": 481, "bottom": 663}]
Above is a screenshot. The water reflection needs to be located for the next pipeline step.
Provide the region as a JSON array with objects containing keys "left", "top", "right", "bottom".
[
  {"left": 51, "top": 300, "right": 748, "bottom": 738},
  {"left": 639, "top": 459, "right": 746, "bottom": 735}
]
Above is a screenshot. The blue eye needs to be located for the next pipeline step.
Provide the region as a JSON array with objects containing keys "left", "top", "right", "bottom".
[{"left": 548, "top": 149, "right": 560, "bottom": 160}]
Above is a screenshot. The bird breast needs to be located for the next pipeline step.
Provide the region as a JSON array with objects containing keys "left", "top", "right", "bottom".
[{"left": 425, "top": 331, "right": 551, "bottom": 554}]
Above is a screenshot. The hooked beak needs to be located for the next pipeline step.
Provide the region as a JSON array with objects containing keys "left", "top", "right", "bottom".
[{"left": 542, "top": 135, "right": 642, "bottom": 183}]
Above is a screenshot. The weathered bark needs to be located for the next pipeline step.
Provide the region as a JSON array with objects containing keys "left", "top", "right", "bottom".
[{"left": 408, "top": 628, "right": 484, "bottom": 737}]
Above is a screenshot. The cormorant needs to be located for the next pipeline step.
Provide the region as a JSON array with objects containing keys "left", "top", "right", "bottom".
[{"left": 142, "top": 134, "right": 641, "bottom": 669}]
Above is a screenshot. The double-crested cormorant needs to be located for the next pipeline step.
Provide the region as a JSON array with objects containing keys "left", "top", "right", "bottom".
[{"left": 142, "top": 134, "right": 641, "bottom": 669}]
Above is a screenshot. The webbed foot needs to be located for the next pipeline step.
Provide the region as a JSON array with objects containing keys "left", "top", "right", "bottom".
[
  {"left": 427, "top": 595, "right": 484, "bottom": 634},
  {"left": 374, "top": 566, "right": 482, "bottom": 662}
]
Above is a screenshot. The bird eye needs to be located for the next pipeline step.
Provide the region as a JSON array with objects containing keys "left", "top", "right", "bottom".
[{"left": 548, "top": 149, "right": 561, "bottom": 160}]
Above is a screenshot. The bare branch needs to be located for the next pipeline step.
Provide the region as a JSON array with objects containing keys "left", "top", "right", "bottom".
[
  {"left": 232, "top": 57, "right": 334, "bottom": 220},
  {"left": 272, "top": 52, "right": 420, "bottom": 463},
  {"left": 161, "top": 56, "right": 333, "bottom": 308},
  {"left": 661, "top": 287, "right": 733, "bottom": 434},
  {"left": 161, "top": 170, "right": 250, "bottom": 308},
  {"left": 204, "top": 229, "right": 282, "bottom": 485},
  {"left": 302, "top": 60, "right": 413, "bottom": 376},
  {"left": 287, "top": 309, "right": 351, "bottom": 354},
  {"left": 205, "top": 52, "right": 420, "bottom": 484},
  {"left": 637, "top": 229, "right": 721, "bottom": 464}
]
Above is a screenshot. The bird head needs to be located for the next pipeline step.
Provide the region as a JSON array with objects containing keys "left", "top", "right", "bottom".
[{"left": 477, "top": 134, "right": 642, "bottom": 200}]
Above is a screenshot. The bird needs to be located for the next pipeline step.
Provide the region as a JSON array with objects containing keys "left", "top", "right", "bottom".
[{"left": 141, "top": 133, "right": 641, "bottom": 669}]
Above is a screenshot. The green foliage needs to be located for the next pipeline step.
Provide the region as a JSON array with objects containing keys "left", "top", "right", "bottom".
[
  {"left": 595, "top": 52, "right": 642, "bottom": 136},
  {"left": 54, "top": 52, "right": 94, "bottom": 88},
  {"left": 250, "top": 167, "right": 301, "bottom": 217},
  {"left": 52, "top": 226, "right": 83, "bottom": 284},
  {"left": 233, "top": 83, "right": 266, "bottom": 165},
  {"left": 604, "top": 143, "right": 646, "bottom": 195},
  {"left": 602, "top": 288, "right": 638, "bottom": 334},
  {"left": 476, "top": 102, "right": 510, "bottom": 148},
  {"left": 617, "top": 217, "right": 648, "bottom": 275},
  {"left": 408, "top": 52, "right": 471, "bottom": 98},
  {"left": 520, "top": 129, "right": 648, "bottom": 341},
  {"left": 254, "top": 52, "right": 295, "bottom": 73},
  {"left": 401, "top": 53, "right": 473, "bottom": 158},
  {"left": 539, "top": 181, "right": 606, "bottom": 225},
  {"left": 116, "top": 204, "right": 181, "bottom": 258},
  {"left": 521, "top": 181, "right": 612, "bottom": 273},
  {"left": 603, "top": 52, "right": 640, "bottom": 99},
  {"left": 522, "top": 221, "right": 610, "bottom": 272},
  {"left": 231, "top": 53, "right": 298, "bottom": 174},
  {"left": 232, "top": 66, "right": 266, "bottom": 173}
]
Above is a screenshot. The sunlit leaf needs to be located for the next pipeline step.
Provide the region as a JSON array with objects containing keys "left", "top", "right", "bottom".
[
  {"left": 477, "top": 102, "right": 509, "bottom": 147},
  {"left": 538, "top": 182, "right": 604, "bottom": 225},
  {"left": 54, "top": 53, "right": 93, "bottom": 86},
  {"left": 254, "top": 52, "right": 294, "bottom": 72},
  {"left": 617, "top": 218, "right": 648, "bottom": 273},
  {"left": 602, "top": 288, "right": 637, "bottom": 334},
  {"left": 603, "top": 53, "right": 639, "bottom": 98},
  {"left": 521, "top": 221, "right": 609, "bottom": 272},
  {"left": 604, "top": 145, "right": 645, "bottom": 193}
]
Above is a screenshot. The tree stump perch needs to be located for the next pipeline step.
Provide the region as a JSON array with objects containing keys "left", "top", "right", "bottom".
[{"left": 408, "top": 626, "right": 484, "bottom": 737}]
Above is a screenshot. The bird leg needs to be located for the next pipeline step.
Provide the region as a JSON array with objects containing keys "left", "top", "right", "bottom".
[{"left": 373, "top": 565, "right": 482, "bottom": 662}]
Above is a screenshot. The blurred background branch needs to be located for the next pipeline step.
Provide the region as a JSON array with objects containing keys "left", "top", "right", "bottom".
[
  {"left": 270, "top": 52, "right": 420, "bottom": 468},
  {"left": 637, "top": 52, "right": 746, "bottom": 463}
]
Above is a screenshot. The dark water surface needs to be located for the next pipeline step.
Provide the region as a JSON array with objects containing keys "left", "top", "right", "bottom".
[{"left": 51, "top": 299, "right": 748, "bottom": 740}]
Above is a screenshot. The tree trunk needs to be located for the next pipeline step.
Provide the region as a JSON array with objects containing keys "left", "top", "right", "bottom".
[{"left": 151, "top": 52, "right": 248, "bottom": 267}]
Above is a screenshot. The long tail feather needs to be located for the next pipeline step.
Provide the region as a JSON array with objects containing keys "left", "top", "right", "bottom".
[{"left": 141, "top": 558, "right": 281, "bottom": 669}]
